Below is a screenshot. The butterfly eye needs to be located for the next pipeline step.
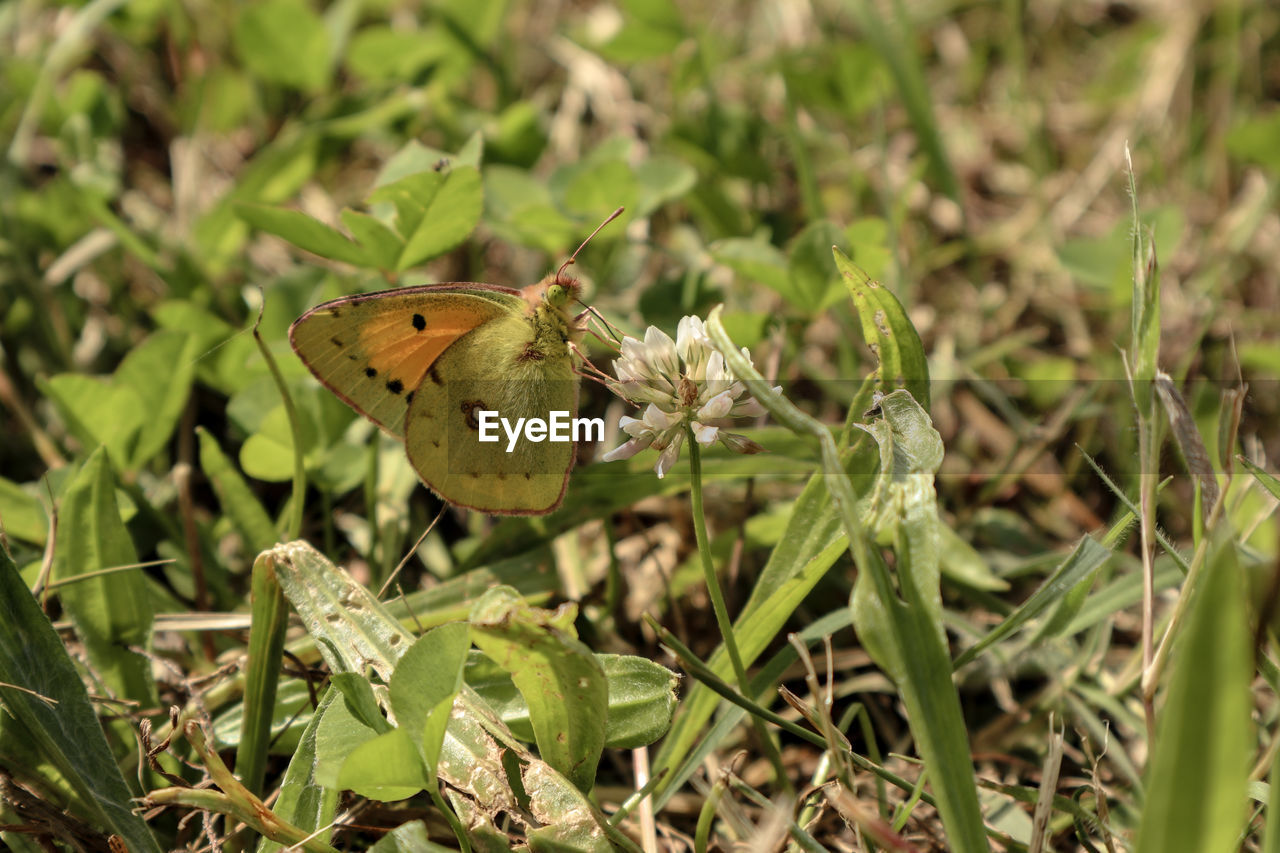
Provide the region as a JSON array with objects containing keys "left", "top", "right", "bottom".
[{"left": 546, "top": 283, "right": 570, "bottom": 306}]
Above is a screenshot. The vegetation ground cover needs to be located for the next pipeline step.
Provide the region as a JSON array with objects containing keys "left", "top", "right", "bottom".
[{"left": 1, "top": 1, "right": 1279, "bottom": 850}]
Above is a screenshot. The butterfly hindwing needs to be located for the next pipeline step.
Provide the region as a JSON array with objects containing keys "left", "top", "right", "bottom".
[
  {"left": 289, "top": 285, "right": 522, "bottom": 437},
  {"left": 404, "top": 310, "right": 578, "bottom": 514}
]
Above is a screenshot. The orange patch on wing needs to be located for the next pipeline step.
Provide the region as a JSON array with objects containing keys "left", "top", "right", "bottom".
[{"left": 358, "top": 307, "right": 488, "bottom": 389}]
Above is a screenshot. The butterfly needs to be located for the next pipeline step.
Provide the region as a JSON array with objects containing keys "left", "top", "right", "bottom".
[{"left": 289, "top": 210, "right": 621, "bottom": 515}]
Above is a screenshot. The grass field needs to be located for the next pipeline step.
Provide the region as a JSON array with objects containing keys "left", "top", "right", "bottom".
[{"left": 2, "top": 1, "right": 1279, "bottom": 850}]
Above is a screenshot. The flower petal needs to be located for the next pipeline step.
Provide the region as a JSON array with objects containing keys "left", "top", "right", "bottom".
[
  {"left": 654, "top": 433, "right": 685, "bottom": 478},
  {"left": 601, "top": 438, "right": 649, "bottom": 462},
  {"left": 643, "top": 326, "right": 680, "bottom": 377},
  {"left": 697, "top": 390, "right": 735, "bottom": 420},
  {"left": 730, "top": 398, "right": 767, "bottom": 418},
  {"left": 691, "top": 421, "right": 719, "bottom": 445},
  {"left": 618, "top": 415, "right": 653, "bottom": 438},
  {"left": 643, "top": 403, "right": 684, "bottom": 431}
]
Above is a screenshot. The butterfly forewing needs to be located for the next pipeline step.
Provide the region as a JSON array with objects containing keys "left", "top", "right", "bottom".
[{"left": 289, "top": 287, "right": 521, "bottom": 437}]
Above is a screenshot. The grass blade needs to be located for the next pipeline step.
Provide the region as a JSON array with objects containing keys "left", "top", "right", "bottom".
[{"left": 1134, "top": 529, "right": 1251, "bottom": 852}]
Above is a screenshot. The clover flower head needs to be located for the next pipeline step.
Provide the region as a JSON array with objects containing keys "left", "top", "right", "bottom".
[{"left": 601, "top": 315, "right": 776, "bottom": 478}]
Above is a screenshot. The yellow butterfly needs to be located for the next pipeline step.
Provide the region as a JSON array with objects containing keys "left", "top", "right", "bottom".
[{"left": 290, "top": 211, "right": 621, "bottom": 515}]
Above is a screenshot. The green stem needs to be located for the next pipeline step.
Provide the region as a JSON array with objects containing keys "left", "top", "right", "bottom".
[
  {"left": 252, "top": 295, "right": 305, "bottom": 540},
  {"left": 686, "top": 432, "right": 744, "bottom": 682},
  {"left": 686, "top": 430, "right": 792, "bottom": 793}
]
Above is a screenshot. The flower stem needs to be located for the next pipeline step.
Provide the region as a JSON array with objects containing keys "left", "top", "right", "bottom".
[{"left": 686, "top": 428, "right": 792, "bottom": 793}]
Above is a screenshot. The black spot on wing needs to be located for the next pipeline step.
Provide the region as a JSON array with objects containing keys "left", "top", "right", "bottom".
[
  {"left": 428, "top": 365, "right": 443, "bottom": 385},
  {"left": 412, "top": 313, "right": 426, "bottom": 331},
  {"left": 387, "top": 379, "right": 404, "bottom": 394},
  {"left": 405, "top": 390, "right": 415, "bottom": 405},
  {"left": 330, "top": 337, "right": 344, "bottom": 348},
  {"left": 365, "top": 367, "right": 377, "bottom": 378}
]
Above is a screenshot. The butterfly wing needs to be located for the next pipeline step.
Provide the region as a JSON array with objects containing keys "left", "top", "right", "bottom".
[
  {"left": 289, "top": 285, "right": 523, "bottom": 437},
  {"left": 404, "top": 311, "right": 579, "bottom": 514}
]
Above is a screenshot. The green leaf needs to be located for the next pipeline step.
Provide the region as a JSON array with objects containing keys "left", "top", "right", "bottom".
[
  {"left": 53, "top": 447, "right": 155, "bottom": 704},
  {"left": 1128, "top": 173, "right": 1160, "bottom": 418},
  {"left": 468, "top": 652, "right": 678, "bottom": 749},
  {"left": 835, "top": 246, "right": 930, "bottom": 410},
  {"left": 368, "top": 166, "right": 484, "bottom": 270},
  {"left": 346, "top": 26, "right": 449, "bottom": 83},
  {"left": 633, "top": 156, "right": 697, "bottom": 218},
  {"left": 1240, "top": 456, "right": 1280, "bottom": 501},
  {"left": 198, "top": 427, "right": 280, "bottom": 554},
  {"left": 1227, "top": 110, "right": 1280, "bottom": 172},
  {"left": 488, "top": 102, "right": 546, "bottom": 167},
  {"left": 843, "top": 217, "right": 892, "bottom": 280},
  {"left": 556, "top": 159, "right": 637, "bottom": 223},
  {"left": 368, "top": 820, "right": 454, "bottom": 853},
  {"left": 850, "top": 390, "right": 946, "bottom": 676},
  {"left": 389, "top": 623, "right": 470, "bottom": 777},
  {"left": 484, "top": 166, "right": 581, "bottom": 253},
  {"left": 241, "top": 405, "right": 307, "bottom": 482},
  {"left": 937, "top": 525, "right": 1008, "bottom": 591},
  {"left": 338, "top": 726, "right": 431, "bottom": 802},
  {"left": 236, "top": 204, "right": 371, "bottom": 266},
  {"left": 378, "top": 137, "right": 483, "bottom": 187},
  {"left": 0, "top": 532, "right": 161, "bottom": 852},
  {"left": 1266, "top": 729, "right": 1280, "bottom": 853},
  {"left": 152, "top": 300, "right": 257, "bottom": 395},
  {"left": 234, "top": 0, "right": 331, "bottom": 92},
  {"left": 42, "top": 330, "right": 197, "bottom": 471},
  {"left": 1056, "top": 224, "right": 1129, "bottom": 291},
  {"left": 1134, "top": 531, "right": 1252, "bottom": 852},
  {"left": 711, "top": 237, "right": 791, "bottom": 296},
  {"left": 340, "top": 209, "right": 403, "bottom": 271},
  {"left": 264, "top": 542, "right": 633, "bottom": 849},
  {"left": 788, "top": 220, "right": 846, "bottom": 310},
  {"left": 256, "top": 688, "right": 341, "bottom": 853},
  {"left": 470, "top": 588, "right": 608, "bottom": 793},
  {"left": 0, "top": 477, "right": 49, "bottom": 545},
  {"left": 313, "top": 685, "right": 383, "bottom": 790},
  {"left": 597, "top": 0, "right": 685, "bottom": 62},
  {"left": 115, "top": 330, "right": 198, "bottom": 468},
  {"left": 194, "top": 137, "right": 320, "bottom": 272},
  {"left": 705, "top": 312, "right": 989, "bottom": 852},
  {"left": 41, "top": 374, "right": 145, "bottom": 470},
  {"left": 331, "top": 672, "right": 390, "bottom": 733},
  {"left": 952, "top": 535, "right": 1112, "bottom": 669},
  {"left": 213, "top": 678, "right": 312, "bottom": 754}
]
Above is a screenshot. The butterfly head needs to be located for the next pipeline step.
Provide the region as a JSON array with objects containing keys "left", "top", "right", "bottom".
[
  {"left": 522, "top": 272, "right": 581, "bottom": 314},
  {"left": 546, "top": 272, "right": 580, "bottom": 308}
]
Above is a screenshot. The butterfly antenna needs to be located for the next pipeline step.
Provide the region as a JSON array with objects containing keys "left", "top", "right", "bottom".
[{"left": 557, "top": 206, "right": 625, "bottom": 282}]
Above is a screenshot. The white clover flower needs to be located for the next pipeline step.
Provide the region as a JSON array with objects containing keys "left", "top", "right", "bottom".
[{"left": 601, "top": 315, "right": 776, "bottom": 478}]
